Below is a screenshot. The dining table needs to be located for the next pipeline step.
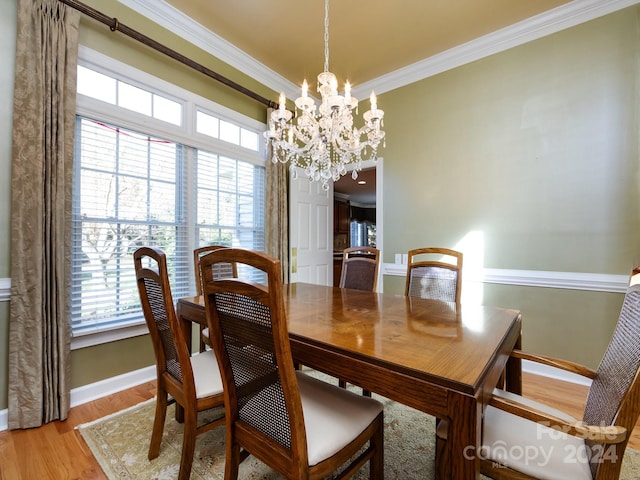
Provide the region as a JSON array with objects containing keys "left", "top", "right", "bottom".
[{"left": 177, "top": 282, "right": 522, "bottom": 480}]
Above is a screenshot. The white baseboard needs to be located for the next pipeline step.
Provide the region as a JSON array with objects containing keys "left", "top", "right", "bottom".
[
  {"left": 0, "top": 360, "right": 591, "bottom": 432},
  {"left": 0, "top": 365, "right": 155, "bottom": 432},
  {"left": 522, "top": 359, "right": 592, "bottom": 387}
]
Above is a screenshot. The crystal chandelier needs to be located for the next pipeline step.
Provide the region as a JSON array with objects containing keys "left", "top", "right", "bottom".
[{"left": 264, "top": 0, "right": 385, "bottom": 191}]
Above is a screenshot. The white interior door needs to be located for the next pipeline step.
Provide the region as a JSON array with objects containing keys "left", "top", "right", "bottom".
[{"left": 289, "top": 169, "right": 333, "bottom": 285}]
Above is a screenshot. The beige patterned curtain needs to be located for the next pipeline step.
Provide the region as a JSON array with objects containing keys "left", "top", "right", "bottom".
[
  {"left": 265, "top": 108, "right": 289, "bottom": 283},
  {"left": 8, "top": 0, "right": 80, "bottom": 429}
]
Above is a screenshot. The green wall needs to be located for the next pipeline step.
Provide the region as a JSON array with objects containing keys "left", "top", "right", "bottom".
[
  {"left": 2, "top": 1, "right": 639, "bottom": 412},
  {"left": 382, "top": 7, "right": 640, "bottom": 368}
]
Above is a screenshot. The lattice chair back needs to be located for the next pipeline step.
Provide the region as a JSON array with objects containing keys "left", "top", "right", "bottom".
[
  {"left": 200, "top": 248, "right": 306, "bottom": 461},
  {"left": 193, "top": 245, "right": 237, "bottom": 295},
  {"left": 583, "top": 283, "right": 640, "bottom": 478},
  {"left": 340, "top": 246, "right": 380, "bottom": 292},
  {"left": 405, "top": 247, "right": 463, "bottom": 303},
  {"left": 134, "top": 246, "right": 189, "bottom": 387}
]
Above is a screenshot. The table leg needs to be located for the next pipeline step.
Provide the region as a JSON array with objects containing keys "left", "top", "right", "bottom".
[
  {"left": 505, "top": 328, "right": 522, "bottom": 395},
  {"left": 448, "top": 392, "right": 481, "bottom": 480}
]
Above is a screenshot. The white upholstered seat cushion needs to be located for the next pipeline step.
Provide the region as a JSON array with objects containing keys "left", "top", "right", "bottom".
[
  {"left": 296, "top": 372, "right": 383, "bottom": 467},
  {"left": 201, "top": 327, "right": 210, "bottom": 341},
  {"left": 190, "top": 350, "right": 224, "bottom": 399},
  {"left": 482, "top": 388, "right": 592, "bottom": 480}
]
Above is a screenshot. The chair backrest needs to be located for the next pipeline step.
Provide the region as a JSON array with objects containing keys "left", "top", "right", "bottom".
[
  {"left": 405, "top": 247, "right": 463, "bottom": 303},
  {"left": 134, "top": 246, "right": 193, "bottom": 388},
  {"left": 339, "top": 246, "right": 380, "bottom": 291},
  {"left": 200, "top": 248, "right": 307, "bottom": 464},
  {"left": 582, "top": 282, "right": 640, "bottom": 477},
  {"left": 193, "top": 245, "right": 237, "bottom": 295}
]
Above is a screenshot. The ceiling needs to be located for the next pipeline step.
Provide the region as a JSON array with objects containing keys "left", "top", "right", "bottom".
[
  {"left": 162, "top": 0, "right": 572, "bottom": 91},
  {"left": 334, "top": 167, "right": 376, "bottom": 205}
]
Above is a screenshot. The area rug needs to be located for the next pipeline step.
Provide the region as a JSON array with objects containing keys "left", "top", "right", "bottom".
[{"left": 78, "top": 380, "right": 640, "bottom": 480}]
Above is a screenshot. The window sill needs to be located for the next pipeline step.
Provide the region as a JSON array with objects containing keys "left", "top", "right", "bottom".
[{"left": 71, "top": 322, "right": 149, "bottom": 350}]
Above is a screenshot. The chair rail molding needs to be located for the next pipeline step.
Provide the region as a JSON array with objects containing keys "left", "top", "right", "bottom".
[
  {"left": 383, "top": 264, "right": 628, "bottom": 293},
  {"left": 0, "top": 278, "right": 10, "bottom": 301}
]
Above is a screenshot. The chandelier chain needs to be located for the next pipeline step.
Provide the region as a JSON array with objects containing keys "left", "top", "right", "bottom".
[{"left": 324, "top": 0, "right": 329, "bottom": 72}]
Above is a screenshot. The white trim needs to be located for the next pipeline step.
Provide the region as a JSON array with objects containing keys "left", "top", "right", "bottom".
[
  {"left": 357, "top": 0, "right": 640, "bottom": 96},
  {"left": 69, "top": 365, "right": 156, "bottom": 407},
  {"left": 383, "top": 264, "right": 628, "bottom": 293},
  {"left": 120, "top": 0, "right": 640, "bottom": 99},
  {"left": 70, "top": 323, "right": 150, "bottom": 350},
  {"left": 479, "top": 269, "right": 627, "bottom": 293},
  {"left": 0, "top": 365, "right": 156, "bottom": 432},
  {"left": 0, "top": 278, "right": 10, "bottom": 302},
  {"left": 117, "top": 0, "right": 300, "bottom": 99},
  {"left": 523, "top": 359, "right": 592, "bottom": 387}
]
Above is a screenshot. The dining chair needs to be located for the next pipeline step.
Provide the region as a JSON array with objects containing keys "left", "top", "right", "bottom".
[
  {"left": 338, "top": 246, "right": 380, "bottom": 396},
  {"left": 339, "top": 246, "right": 380, "bottom": 292},
  {"left": 435, "top": 273, "right": 640, "bottom": 480},
  {"left": 134, "top": 246, "right": 225, "bottom": 480},
  {"left": 193, "top": 245, "right": 237, "bottom": 352},
  {"left": 405, "top": 247, "right": 463, "bottom": 303},
  {"left": 200, "top": 247, "right": 385, "bottom": 480}
]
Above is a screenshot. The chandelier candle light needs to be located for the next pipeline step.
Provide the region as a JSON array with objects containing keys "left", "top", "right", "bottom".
[{"left": 264, "top": 0, "right": 385, "bottom": 191}]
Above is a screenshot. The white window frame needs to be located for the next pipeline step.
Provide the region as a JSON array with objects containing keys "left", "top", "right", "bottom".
[{"left": 71, "top": 47, "right": 266, "bottom": 350}]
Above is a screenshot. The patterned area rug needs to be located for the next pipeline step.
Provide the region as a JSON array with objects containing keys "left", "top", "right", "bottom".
[{"left": 78, "top": 377, "right": 640, "bottom": 479}]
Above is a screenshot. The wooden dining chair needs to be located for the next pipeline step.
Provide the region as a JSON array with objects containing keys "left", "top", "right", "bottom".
[
  {"left": 339, "top": 246, "right": 380, "bottom": 292},
  {"left": 134, "top": 246, "right": 225, "bottom": 480},
  {"left": 338, "top": 246, "right": 380, "bottom": 396},
  {"left": 200, "top": 247, "right": 385, "bottom": 480},
  {"left": 405, "top": 247, "right": 463, "bottom": 303},
  {"left": 435, "top": 273, "right": 640, "bottom": 480},
  {"left": 193, "top": 245, "right": 237, "bottom": 352}
]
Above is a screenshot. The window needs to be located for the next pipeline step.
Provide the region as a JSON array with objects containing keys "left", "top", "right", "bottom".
[{"left": 71, "top": 49, "right": 266, "bottom": 347}]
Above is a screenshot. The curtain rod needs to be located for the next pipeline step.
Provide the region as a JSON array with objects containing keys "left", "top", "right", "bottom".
[{"left": 58, "top": 0, "right": 278, "bottom": 110}]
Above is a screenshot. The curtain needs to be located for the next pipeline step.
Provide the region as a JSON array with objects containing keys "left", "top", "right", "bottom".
[
  {"left": 8, "top": 0, "right": 80, "bottom": 429},
  {"left": 265, "top": 108, "right": 289, "bottom": 283}
]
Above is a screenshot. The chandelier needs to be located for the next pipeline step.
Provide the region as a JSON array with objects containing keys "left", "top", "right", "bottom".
[{"left": 264, "top": 0, "right": 385, "bottom": 191}]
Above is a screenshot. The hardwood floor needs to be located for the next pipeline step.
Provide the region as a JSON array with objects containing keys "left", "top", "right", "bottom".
[
  {"left": 0, "top": 381, "right": 155, "bottom": 480},
  {"left": 0, "top": 374, "right": 639, "bottom": 479}
]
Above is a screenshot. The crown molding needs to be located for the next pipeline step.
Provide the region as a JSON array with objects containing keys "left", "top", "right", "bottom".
[
  {"left": 355, "top": 0, "right": 640, "bottom": 97},
  {"left": 117, "top": 0, "right": 301, "bottom": 99},
  {"left": 119, "top": 0, "right": 640, "bottom": 101}
]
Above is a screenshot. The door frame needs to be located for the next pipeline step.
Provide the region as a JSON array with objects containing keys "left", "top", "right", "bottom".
[{"left": 343, "top": 158, "right": 384, "bottom": 292}]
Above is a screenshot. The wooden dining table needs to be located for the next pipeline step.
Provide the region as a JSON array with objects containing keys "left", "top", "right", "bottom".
[{"left": 177, "top": 282, "right": 522, "bottom": 480}]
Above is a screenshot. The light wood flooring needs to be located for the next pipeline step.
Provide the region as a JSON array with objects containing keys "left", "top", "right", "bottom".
[{"left": 0, "top": 373, "right": 639, "bottom": 479}]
